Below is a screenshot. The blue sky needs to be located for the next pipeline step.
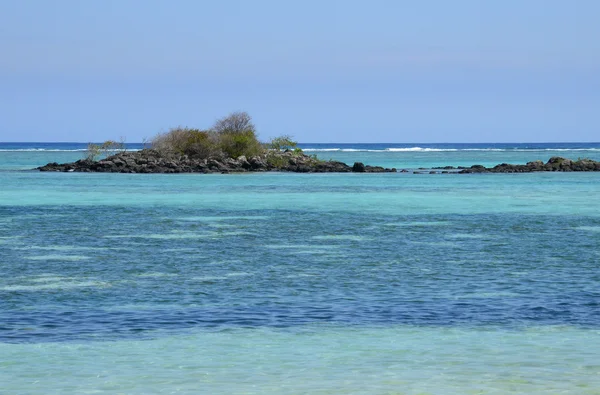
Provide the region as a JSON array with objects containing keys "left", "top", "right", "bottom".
[{"left": 1, "top": 0, "right": 598, "bottom": 142}]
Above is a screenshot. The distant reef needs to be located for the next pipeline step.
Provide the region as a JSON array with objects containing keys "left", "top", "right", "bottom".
[
  {"left": 37, "top": 149, "right": 397, "bottom": 174},
  {"left": 454, "top": 157, "right": 600, "bottom": 173},
  {"left": 37, "top": 153, "right": 600, "bottom": 174}
]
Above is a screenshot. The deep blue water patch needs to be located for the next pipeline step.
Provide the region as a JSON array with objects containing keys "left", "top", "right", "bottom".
[{"left": 1, "top": 206, "right": 599, "bottom": 343}]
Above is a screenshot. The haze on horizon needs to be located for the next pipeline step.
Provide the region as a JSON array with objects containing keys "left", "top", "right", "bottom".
[{"left": 1, "top": 0, "right": 598, "bottom": 143}]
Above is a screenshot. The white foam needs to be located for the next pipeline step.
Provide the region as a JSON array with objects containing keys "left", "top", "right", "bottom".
[
  {"left": 286, "top": 273, "right": 319, "bottom": 278},
  {"left": 225, "top": 272, "right": 253, "bottom": 277},
  {"left": 383, "top": 221, "right": 451, "bottom": 227},
  {"left": 138, "top": 272, "right": 179, "bottom": 278},
  {"left": 105, "top": 232, "right": 213, "bottom": 240},
  {"left": 445, "top": 233, "right": 488, "bottom": 239},
  {"left": 301, "top": 147, "right": 600, "bottom": 153},
  {"left": 312, "top": 235, "right": 371, "bottom": 241},
  {"left": 386, "top": 147, "right": 458, "bottom": 152},
  {"left": 208, "top": 231, "right": 251, "bottom": 238},
  {"left": 0, "top": 148, "right": 142, "bottom": 152},
  {"left": 28, "top": 276, "right": 77, "bottom": 283},
  {"left": 192, "top": 276, "right": 227, "bottom": 281},
  {"left": 25, "top": 255, "right": 91, "bottom": 261},
  {"left": 574, "top": 226, "right": 600, "bottom": 232},
  {"left": 0, "top": 280, "right": 109, "bottom": 291},
  {"left": 455, "top": 292, "right": 520, "bottom": 299},
  {"left": 0, "top": 148, "right": 89, "bottom": 152},
  {"left": 14, "top": 245, "right": 107, "bottom": 252},
  {"left": 174, "top": 216, "right": 270, "bottom": 222},
  {"left": 265, "top": 244, "right": 342, "bottom": 250}
]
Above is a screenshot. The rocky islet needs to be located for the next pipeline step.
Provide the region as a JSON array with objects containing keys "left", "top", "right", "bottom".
[
  {"left": 37, "top": 151, "right": 600, "bottom": 174},
  {"left": 37, "top": 149, "right": 396, "bottom": 174}
]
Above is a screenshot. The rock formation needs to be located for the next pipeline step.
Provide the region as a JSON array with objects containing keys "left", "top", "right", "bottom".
[
  {"left": 37, "top": 149, "right": 397, "bottom": 174},
  {"left": 458, "top": 157, "right": 600, "bottom": 173}
]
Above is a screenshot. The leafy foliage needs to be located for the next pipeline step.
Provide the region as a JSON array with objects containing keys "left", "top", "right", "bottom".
[
  {"left": 149, "top": 111, "right": 301, "bottom": 160},
  {"left": 266, "top": 152, "right": 289, "bottom": 168},
  {"left": 268, "top": 135, "right": 298, "bottom": 151},
  {"left": 85, "top": 140, "right": 126, "bottom": 161},
  {"left": 212, "top": 112, "right": 263, "bottom": 158},
  {"left": 85, "top": 143, "right": 101, "bottom": 161},
  {"left": 182, "top": 130, "right": 219, "bottom": 158},
  {"left": 219, "top": 130, "right": 264, "bottom": 158}
]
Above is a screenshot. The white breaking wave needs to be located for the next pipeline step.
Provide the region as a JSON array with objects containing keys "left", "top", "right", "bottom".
[
  {"left": 301, "top": 147, "right": 453, "bottom": 152},
  {"left": 0, "top": 148, "right": 142, "bottom": 152},
  {"left": 301, "top": 148, "right": 370, "bottom": 152},
  {"left": 2, "top": 146, "right": 599, "bottom": 153},
  {"left": 0, "top": 148, "right": 89, "bottom": 152},
  {"left": 385, "top": 147, "right": 458, "bottom": 152},
  {"left": 301, "top": 147, "right": 600, "bottom": 153}
]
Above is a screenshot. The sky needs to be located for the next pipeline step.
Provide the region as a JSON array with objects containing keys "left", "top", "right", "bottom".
[{"left": 1, "top": 0, "right": 599, "bottom": 143}]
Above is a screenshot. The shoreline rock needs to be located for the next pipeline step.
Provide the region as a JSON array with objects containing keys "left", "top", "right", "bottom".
[
  {"left": 458, "top": 157, "right": 600, "bottom": 173},
  {"left": 36, "top": 153, "right": 600, "bottom": 174},
  {"left": 36, "top": 149, "right": 397, "bottom": 174}
]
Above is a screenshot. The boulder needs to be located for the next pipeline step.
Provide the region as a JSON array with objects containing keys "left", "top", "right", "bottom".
[
  {"left": 352, "top": 162, "right": 366, "bottom": 172},
  {"left": 249, "top": 156, "right": 267, "bottom": 170}
]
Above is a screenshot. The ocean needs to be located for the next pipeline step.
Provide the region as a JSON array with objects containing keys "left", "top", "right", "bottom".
[{"left": 1, "top": 142, "right": 600, "bottom": 394}]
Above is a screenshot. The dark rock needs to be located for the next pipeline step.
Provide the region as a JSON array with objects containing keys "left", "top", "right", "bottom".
[
  {"left": 365, "top": 165, "right": 385, "bottom": 173},
  {"left": 352, "top": 162, "right": 366, "bottom": 172},
  {"left": 36, "top": 152, "right": 600, "bottom": 175},
  {"left": 315, "top": 161, "right": 351, "bottom": 173},
  {"left": 249, "top": 156, "right": 267, "bottom": 170},
  {"left": 458, "top": 156, "right": 600, "bottom": 174},
  {"left": 237, "top": 155, "right": 251, "bottom": 170},
  {"left": 294, "top": 165, "right": 312, "bottom": 173}
]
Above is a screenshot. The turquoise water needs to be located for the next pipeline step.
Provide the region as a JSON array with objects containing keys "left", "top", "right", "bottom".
[{"left": 1, "top": 143, "right": 600, "bottom": 394}]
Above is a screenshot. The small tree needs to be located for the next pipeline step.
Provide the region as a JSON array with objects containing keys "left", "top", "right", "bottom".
[
  {"left": 182, "top": 130, "right": 220, "bottom": 158},
  {"left": 151, "top": 127, "right": 219, "bottom": 159},
  {"left": 212, "top": 111, "right": 256, "bottom": 134},
  {"left": 150, "top": 111, "right": 265, "bottom": 160},
  {"left": 100, "top": 140, "right": 126, "bottom": 157},
  {"left": 85, "top": 143, "right": 101, "bottom": 161},
  {"left": 151, "top": 127, "right": 192, "bottom": 156},
  {"left": 213, "top": 112, "right": 264, "bottom": 158},
  {"left": 269, "top": 135, "right": 298, "bottom": 151},
  {"left": 84, "top": 140, "right": 126, "bottom": 161}
]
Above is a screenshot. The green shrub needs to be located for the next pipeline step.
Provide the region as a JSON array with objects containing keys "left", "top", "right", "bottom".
[
  {"left": 85, "top": 140, "right": 126, "bottom": 161},
  {"left": 150, "top": 112, "right": 267, "bottom": 160},
  {"left": 182, "top": 130, "right": 220, "bottom": 158},
  {"left": 218, "top": 130, "right": 264, "bottom": 158},
  {"left": 100, "top": 140, "right": 126, "bottom": 156},
  {"left": 268, "top": 135, "right": 298, "bottom": 151},
  {"left": 85, "top": 143, "right": 101, "bottom": 161},
  {"left": 266, "top": 153, "right": 289, "bottom": 168},
  {"left": 211, "top": 112, "right": 264, "bottom": 158},
  {"left": 151, "top": 127, "right": 192, "bottom": 155}
]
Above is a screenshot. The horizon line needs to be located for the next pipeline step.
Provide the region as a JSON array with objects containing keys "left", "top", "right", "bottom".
[{"left": 2, "top": 141, "right": 600, "bottom": 145}]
